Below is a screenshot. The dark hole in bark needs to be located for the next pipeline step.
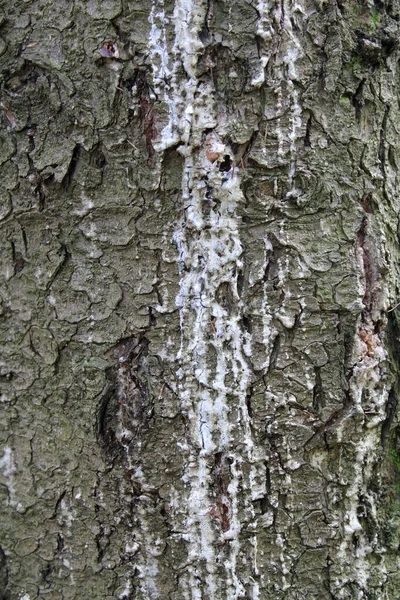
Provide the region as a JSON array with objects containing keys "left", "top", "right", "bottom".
[
  {"left": 219, "top": 155, "right": 232, "bottom": 172},
  {"left": 256, "top": 464, "right": 271, "bottom": 514},
  {"left": 304, "top": 116, "right": 311, "bottom": 147},
  {"left": 381, "top": 36, "right": 397, "bottom": 57},
  {"left": 245, "top": 392, "right": 253, "bottom": 419},
  {"left": 242, "top": 314, "right": 252, "bottom": 334},
  {"left": 236, "top": 269, "right": 245, "bottom": 296}
]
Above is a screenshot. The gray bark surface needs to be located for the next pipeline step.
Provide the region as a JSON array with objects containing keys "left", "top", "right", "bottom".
[{"left": 1, "top": 0, "right": 400, "bottom": 598}]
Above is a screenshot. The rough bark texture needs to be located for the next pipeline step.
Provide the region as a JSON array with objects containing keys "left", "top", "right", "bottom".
[{"left": 2, "top": 0, "right": 400, "bottom": 598}]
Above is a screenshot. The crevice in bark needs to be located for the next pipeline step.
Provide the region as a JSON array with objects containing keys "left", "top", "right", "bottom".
[
  {"left": 304, "top": 114, "right": 312, "bottom": 147},
  {"left": 379, "top": 104, "right": 389, "bottom": 170},
  {"left": 95, "top": 523, "right": 109, "bottom": 564},
  {"left": 52, "top": 489, "right": 67, "bottom": 519},
  {"left": 236, "top": 267, "right": 245, "bottom": 298},
  {"left": 136, "top": 71, "right": 157, "bottom": 162},
  {"left": 350, "top": 78, "right": 365, "bottom": 121},
  {"left": 199, "top": 0, "right": 213, "bottom": 43},
  {"left": 96, "top": 376, "right": 121, "bottom": 463},
  {"left": 257, "top": 462, "right": 271, "bottom": 514},
  {"left": 356, "top": 215, "right": 375, "bottom": 314},
  {"left": 210, "top": 452, "right": 231, "bottom": 532},
  {"left": 26, "top": 158, "right": 53, "bottom": 211},
  {"left": 11, "top": 241, "right": 26, "bottom": 275},
  {"left": 360, "top": 192, "right": 373, "bottom": 214},
  {"left": 340, "top": 311, "right": 356, "bottom": 377},
  {"left": 267, "top": 334, "right": 280, "bottom": 375},
  {"left": 62, "top": 144, "right": 81, "bottom": 190},
  {"left": 381, "top": 309, "right": 400, "bottom": 447},
  {"left": 45, "top": 246, "right": 70, "bottom": 295},
  {"left": 0, "top": 545, "right": 8, "bottom": 600},
  {"left": 312, "top": 366, "right": 324, "bottom": 416},
  {"left": 381, "top": 385, "right": 398, "bottom": 448},
  {"left": 245, "top": 389, "right": 253, "bottom": 421},
  {"left": 40, "top": 563, "right": 52, "bottom": 584},
  {"left": 379, "top": 103, "right": 391, "bottom": 205}
]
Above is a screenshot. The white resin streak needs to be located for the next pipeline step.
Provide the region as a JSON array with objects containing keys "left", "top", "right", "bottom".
[
  {"left": 148, "top": 0, "right": 178, "bottom": 150},
  {"left": 175, "top": 166, "right": 255, "bottom": 598},
  {"left": 253, "top": 0, "right": 273, "bottom": 88},
  {"left": 267, "top": 0, "right": 304, "bottom": 190},
  {"left": 281, "top": 1, "right": 304, "bottom": 188},
  {"left": 148, "top": 0, "right": 207, "bottom": 152},
  {"left": 146, "top": 0, "right": 259, "bottom": 596}
]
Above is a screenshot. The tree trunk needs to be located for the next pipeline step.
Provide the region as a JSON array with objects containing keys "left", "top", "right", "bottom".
[{"left": 1, "top": 0, "right": 400, "bottom": 598}]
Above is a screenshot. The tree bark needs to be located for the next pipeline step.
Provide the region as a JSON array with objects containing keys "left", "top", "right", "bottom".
[{"left": 1, "top": 0, "right": 400, "bottom": 598}]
